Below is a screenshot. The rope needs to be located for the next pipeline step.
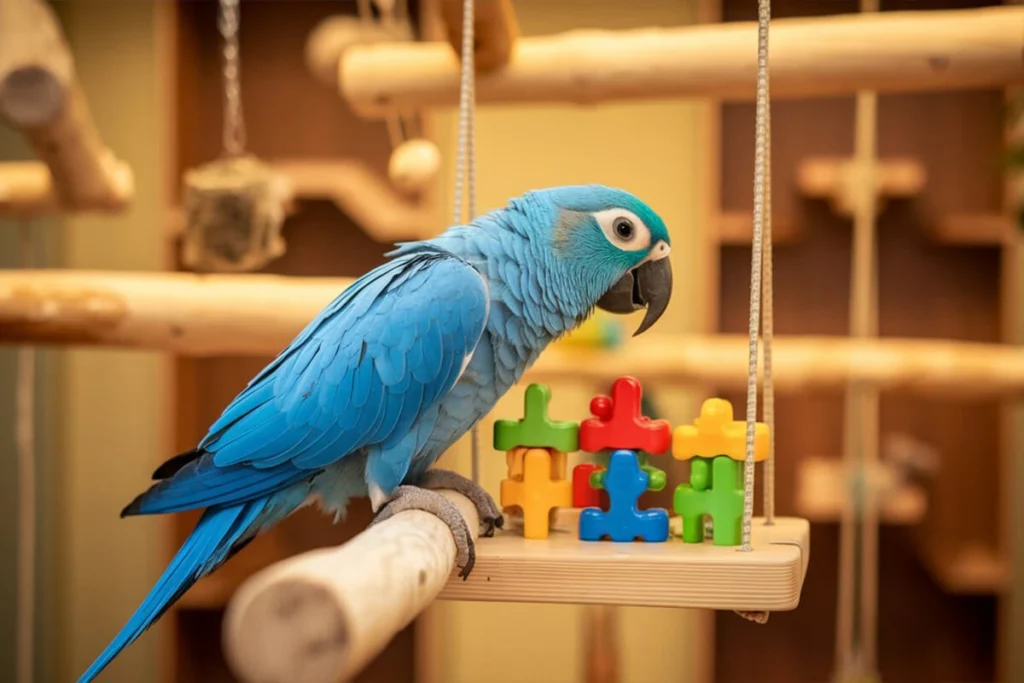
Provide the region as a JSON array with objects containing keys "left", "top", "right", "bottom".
[
  {"left": 741, "top": 0, "right": 772, "bottom": 552},
  {"left": 16, "top": 222, "right": 36, "bottom": 683},
  {"left": 451, "top": 0, "right": 480, "bottom": 483},
  {"left": 762, "top": 103, "right": 775, "bottom": 525}
]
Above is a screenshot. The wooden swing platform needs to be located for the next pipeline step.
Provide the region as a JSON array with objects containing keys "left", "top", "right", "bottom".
[{"left": 441, "top": 510, "right": 810, "bottom": 611}]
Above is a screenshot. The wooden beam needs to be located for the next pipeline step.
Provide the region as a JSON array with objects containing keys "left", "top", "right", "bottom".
[
  {"left": 338, "top": 6, "right": 1024, "bottom": 118},
  {"left": 3, "top": 271, "right": 1024, "bottom": 397},
  {"left": 0, "top": 161, "right": 56, "bottom": 217},
  {"left": 437, "top": 0, "right": 518, "bottom": 71},
  {"left": 0, "top": 0, "right": 133, "bottom": 213},
  {"left": 796, "top": 156, "right": 925, "bottom": 217}
]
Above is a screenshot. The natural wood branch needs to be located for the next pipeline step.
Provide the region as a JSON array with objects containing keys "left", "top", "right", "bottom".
[
  {"left": 0, "top": 0, "right": 133, "bottom": 212},
  {"left": 338, "top": 6, "right": 1024, "bottom": 117},
  {"left": 3, "top": 270, "right": 1024, "bottom": 398},
  {"left": 438, "top": 0, "right": 518, "bottom": 71},
  {"left": 223, "top": 490, "right": 479, "bottom": 683},
  {"left": 274, "top": 159, "right": 436, "bottom": 242},
  {"left": 0, "top": 270, "right": 352, "bottom": 355},
  {"left": 0, "top": 161, "right": 57, "bottom": 217}
]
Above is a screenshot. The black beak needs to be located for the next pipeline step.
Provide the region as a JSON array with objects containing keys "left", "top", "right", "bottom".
[{"left": 595, "top": 257, "right": 672, "bottom": 336}]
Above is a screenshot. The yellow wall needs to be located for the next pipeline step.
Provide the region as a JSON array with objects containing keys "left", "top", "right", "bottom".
[
  {"left": 424, "top": 2, "right": 713, "bottom": 682},
  {"left": 55, "top": 3, "right": 173, "bottom": 682}
]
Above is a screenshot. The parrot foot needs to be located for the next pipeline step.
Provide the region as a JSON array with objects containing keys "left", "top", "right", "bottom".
[
  {"left": 369, "top": 485, "right": 477, "bottom": 579},
  {"left": 416, "top": 468, "right": 505, "bottom": 538}
]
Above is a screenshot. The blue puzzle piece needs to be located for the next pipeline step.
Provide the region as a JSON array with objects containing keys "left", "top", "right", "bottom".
[{"left": 578, "top": 450, "right": 669, "bottom": 543}]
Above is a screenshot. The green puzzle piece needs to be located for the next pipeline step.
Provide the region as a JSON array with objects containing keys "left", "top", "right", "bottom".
[
  {"left": 674, "top": 456, "right": 744, "bottom": 546},
  {"left": 493, "top": 383, "right": 580, "bottom": 452},
  {"left": 590, "top": 452, "right": 666, "bottom": 492}
]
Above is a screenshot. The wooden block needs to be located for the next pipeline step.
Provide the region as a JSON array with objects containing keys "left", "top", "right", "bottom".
[{"left": 439, "top": 516, "right": 810, "bottom": 611}]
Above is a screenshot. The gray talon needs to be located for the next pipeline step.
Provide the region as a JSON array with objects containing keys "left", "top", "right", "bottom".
[
  {"left": 416, "top": 468, "right": 505, "bottom": 538},
  {"left": 369, "top": 485, "right": 476, "bottom": 578}
]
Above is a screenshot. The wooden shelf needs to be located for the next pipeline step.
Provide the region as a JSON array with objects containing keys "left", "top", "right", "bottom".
[
  {"left": 930, "top": 213, "right": 1017, "bottom": 246},
  {"left": 439, "top": 516, "right": 810, "bottom": 611},
  {"left": 716, "top": 211, "right": 802, "bottom": 245},
  {"left": 918, "top": 540, "right": 1008, "bottom": 595},
  {"left": 795, "top": 456, "right": 927, "bottom": 525}
]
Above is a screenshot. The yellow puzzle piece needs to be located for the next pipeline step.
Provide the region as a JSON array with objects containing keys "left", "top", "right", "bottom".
[
  {"left": 501, "top": 448, "right": 572, "bottom": 539},
  {"left": 506, "top": 446, "right": 567, "bottom": 480},
  {"left": 672, "top": 397, "right": 769, "bottom": 463}
]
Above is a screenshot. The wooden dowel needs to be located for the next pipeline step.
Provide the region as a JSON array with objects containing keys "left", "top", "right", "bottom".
[
  {"left": 438, "top": 0, "right": 518, "bottom": 71},
  {"left": 0, "top": 162, "right": 57, "bottom": 217},
  {"left": 338, "top": 6, "right": 1024, "bottom": 117},
  {"left": 0, "top": 0, "right": 133, "bottom": 213},
  {"left": 3, "top": 269, "right": 1024, "bottom": 397},
  {"left": 223, "top": 490, "right": 479, "bottom": 683},
  {"left": 0, "top": 269, "right": 352, "bottom": 355}
]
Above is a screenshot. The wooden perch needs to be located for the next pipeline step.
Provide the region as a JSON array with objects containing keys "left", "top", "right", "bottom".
[
  {"left": 3, "top": 270, "right": 1024, "bottom": 398},
  {"left": 0, "top": 161, "right": 57, "bottom": 217},
  {"left": 223, "top": 490, "right": 479, "bottom": 683},
  {"left": 0, "top": 269, "right": 352, "bottom": 355},
  {"left": 0, "top": 0, "right": 133, "bottom": 213},
  {"left": 338, "top": 6, "right": 1024, "bottom": 117},
  {"left": 797, "top": 156, "right": 926, "bottom": 216},
  {"left": 438, "top": 0, "right": 518, "bottom": 71},
  {"left": 274, "top": 159, "right": 436, "bottom": 242}
]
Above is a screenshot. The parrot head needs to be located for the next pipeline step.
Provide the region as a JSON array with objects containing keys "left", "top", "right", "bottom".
[{"left": 524, "top": 185, "right": 673, "bottom": 336}]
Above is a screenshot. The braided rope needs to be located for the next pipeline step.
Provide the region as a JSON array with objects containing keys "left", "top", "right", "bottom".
[
  {"left": 741, "top": 0, "right": 772, "bottom": 551},
  {"left": 451, "top": 0, "right": 480, "bottom": 483}
]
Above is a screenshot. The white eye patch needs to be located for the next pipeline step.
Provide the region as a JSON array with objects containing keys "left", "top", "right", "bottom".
[{"left": 592, "top": 208, "right": 652, "bottom": 252}]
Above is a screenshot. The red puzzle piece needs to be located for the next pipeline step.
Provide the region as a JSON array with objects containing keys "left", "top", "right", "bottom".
[
  {"left": 580, "top": 377, "right": 671, "bottom": 454},
  {"left": 572, "top": 463, "right": 609, "bottom": 509}
]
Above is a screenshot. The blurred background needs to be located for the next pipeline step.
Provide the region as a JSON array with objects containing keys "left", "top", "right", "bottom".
[{"left": 0, "top": 0, "right": 1021, "bottom": 681}]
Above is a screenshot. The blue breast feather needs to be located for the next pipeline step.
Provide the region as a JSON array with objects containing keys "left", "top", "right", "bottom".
[{"left": 124, "top": 250, "right": 490, "bottom": 516}]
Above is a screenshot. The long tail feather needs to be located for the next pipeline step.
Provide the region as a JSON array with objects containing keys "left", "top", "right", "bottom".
[{"left": 78, "top": 500, "right": 267, "bottom": 682}]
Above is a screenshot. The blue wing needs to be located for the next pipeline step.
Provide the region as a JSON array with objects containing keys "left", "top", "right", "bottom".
[{"left": 123, "top": 251, "right": 489, "bottom": 516}]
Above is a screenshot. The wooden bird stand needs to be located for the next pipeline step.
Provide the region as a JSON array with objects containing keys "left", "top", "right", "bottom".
[{"left": 181, "top": 155, "right": 293, "bottom": 273}]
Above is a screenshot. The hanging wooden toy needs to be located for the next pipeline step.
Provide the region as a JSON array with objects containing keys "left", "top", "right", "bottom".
[{"left": 181, "top": 0, "right": 292, "bottom": 273}]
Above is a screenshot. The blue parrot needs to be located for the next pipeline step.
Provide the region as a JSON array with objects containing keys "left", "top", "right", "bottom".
[{"left": 79, "top": 184, "right": 673, "bottom": 681}]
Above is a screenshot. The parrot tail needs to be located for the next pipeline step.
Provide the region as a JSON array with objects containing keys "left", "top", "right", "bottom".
[{"left": 78, "top": 498, "right": 269, "bottom": 683}]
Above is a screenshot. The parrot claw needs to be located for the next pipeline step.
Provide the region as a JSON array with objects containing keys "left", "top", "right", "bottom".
[
  {"left": 415, "top": 468, "right": 505, "bottom": 538},
  {"left": 369, "top": 484, "right": 477, "bottom": 579}
]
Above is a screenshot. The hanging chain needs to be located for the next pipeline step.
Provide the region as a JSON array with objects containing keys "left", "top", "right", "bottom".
[
  {"left": 218, "top": 0, "right": 246, "bottom": 157},
  {"left": 451, "top": 0, "right": 480, "bottom": 482},
  {"left": 741, "top": 0, "right": 772, "bottom": 552}
]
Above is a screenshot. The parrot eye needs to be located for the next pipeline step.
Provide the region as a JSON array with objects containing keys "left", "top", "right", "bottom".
[
  {"left": 613, "top": 218, "right": 635, "bottom": 241},
  {"left": 593, "top": 208, "right": 651, "bottom": 252}
]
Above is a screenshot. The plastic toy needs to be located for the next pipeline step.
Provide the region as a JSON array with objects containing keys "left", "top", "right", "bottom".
[
  {"left": 579, "top": 376, "right": 671, "bottom": 455},
  {"left": 579, "top": 450, "right": 669, "bottom": 542},
  {"left": 672, "top": 398, "right": 769, "bottom": 546},
  {"left": 572, "top": 463, "right": 606, "bottom": 508},
  {"left": 501, "top": 448, "right": 572, "bottom": 539},
  {"left": 494, "top": 383, "right": 579, "bottom": 453},
  {"left": 674, "top": 456, "right": 745, "bottom": 545}
]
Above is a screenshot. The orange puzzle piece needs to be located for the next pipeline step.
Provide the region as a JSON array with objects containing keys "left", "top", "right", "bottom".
[
  {"left": 501, "top": 448, "right": 572, "bottom": 539},
  {"left": 672, "top": 398, "right": 769, "bottom": 463}
]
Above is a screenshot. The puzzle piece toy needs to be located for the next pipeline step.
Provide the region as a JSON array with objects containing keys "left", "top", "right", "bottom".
[
  {"left": 673, "top": 456, "right": 744, "bottom": 545},
  {"left": 494, "top": 383, "right": 580, "bottom": 453},
  {"left": 572, "top": 463, "right": 606, "bottom": 508},
  {"left": 672, "top": 397, "right": 769, "bottom": 463},
  {"left": 579, "top": 450, "right": 669, "bottom": 542},
  {"left": 589, "top": 452, "right": 666, "bottom": 492},
  {"left": 580, "top": 377, "right": 671, "bottom": 454},
  {"left": 501, "top": 448, "right": 572, "bottom": 539},
  {"left": 507, "top": 446, "right": 567, "bottom": 481}
]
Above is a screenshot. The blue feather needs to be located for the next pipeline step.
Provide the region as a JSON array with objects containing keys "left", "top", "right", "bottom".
[{"left": 79, "top": 500, "right": 270, "bottom": 682}]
